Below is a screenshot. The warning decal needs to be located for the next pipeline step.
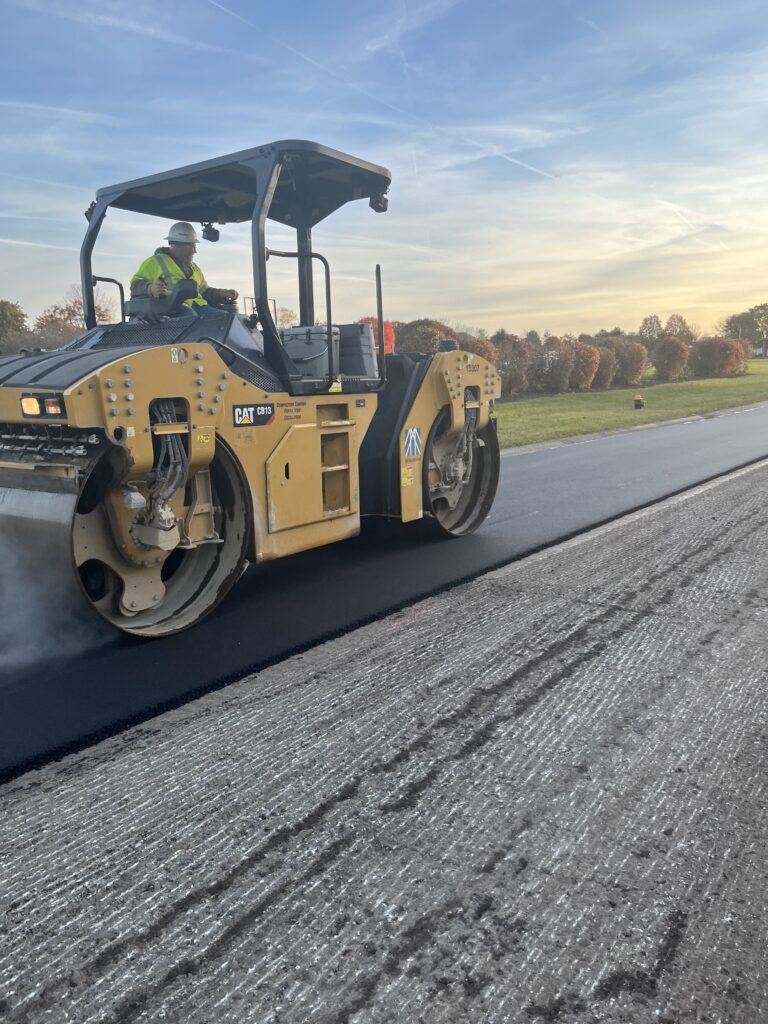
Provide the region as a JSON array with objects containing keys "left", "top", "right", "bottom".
[
  {"left": 233, "top": 403, "right": 275, "bottom": 427},
  {"left": 404, "top": 427, "right": 422, "bottom": 458}
]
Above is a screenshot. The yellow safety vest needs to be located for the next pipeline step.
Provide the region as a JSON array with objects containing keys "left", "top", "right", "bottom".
[{"left": 131, "top": 249, "right": 209, "bottom": 307}]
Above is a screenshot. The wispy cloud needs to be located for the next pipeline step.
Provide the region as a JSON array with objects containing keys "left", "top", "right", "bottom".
[
  {"left": 204, "top": 0, "right": 561, "bottom": 183},
  {"left": 0, "top": 99, "right": 119, "bottom": 124},
  {"left": 558, "top": 0, "right": 609, "bottom": 40},
  {"left": 202, "top": 0, "right": 328, "bottom": 71},
  {"left": 5, "top": 0, "right": 768, "bottom": 334},
  {"left": 0, "top": 236, "right": 80, "bottom": 253},
  {"left": 0, "top": 212, "right": 74, "bottom": 223},
  {"left": 0, "top": 172, "right": 87, "bottom": 192},
  {"left": 13, "top": 0, "right": 232, "bottom": 53},
  {"left": 362, "top": 0, "right": 466, "bottom": 56},
  {"left": 475, "top": 145, "right": 559, "bottom": 181}
]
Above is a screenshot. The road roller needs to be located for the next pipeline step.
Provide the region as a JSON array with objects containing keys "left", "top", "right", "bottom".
[{"left": 0, "top": 141, "right": 500, "bottom": 637}]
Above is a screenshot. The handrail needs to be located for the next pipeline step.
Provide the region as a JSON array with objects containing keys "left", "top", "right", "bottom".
[
  {"left": 92, "top": 276, "right": 125, "bottom": 322},
  {"left": 266, "top": 249, "right": 334, "bottom": 384},
  {"left": 375, "top": 264, "right": 386, "bottom": 387}
]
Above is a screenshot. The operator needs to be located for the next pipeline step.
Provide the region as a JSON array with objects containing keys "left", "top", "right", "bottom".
[{"left": 130, "top": 222, "right": 238, "bottom": 315}]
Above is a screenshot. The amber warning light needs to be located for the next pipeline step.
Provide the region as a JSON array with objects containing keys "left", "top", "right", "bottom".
[
  {"left": 20, "top": 396, "right": 40, "bottom": 416},
  {"left": 20, "top": 393, "right": 66, "bottom": 418}
]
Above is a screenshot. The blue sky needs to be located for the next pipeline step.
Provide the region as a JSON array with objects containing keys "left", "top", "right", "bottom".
[{"left": 3, "top": 0, "right": 768, "bottom": 334}]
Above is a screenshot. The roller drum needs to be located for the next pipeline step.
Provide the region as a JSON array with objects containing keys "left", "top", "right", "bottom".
[{"left": 0, "top": 484, "right": 112, "bottom": 666}]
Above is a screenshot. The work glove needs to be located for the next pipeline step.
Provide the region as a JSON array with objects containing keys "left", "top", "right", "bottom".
[
  {"left": 221, "top": 289, "right": 239, "bottom": 302},
  {"left": 147, "top": 281, "right": 167, "bottom": 298}
]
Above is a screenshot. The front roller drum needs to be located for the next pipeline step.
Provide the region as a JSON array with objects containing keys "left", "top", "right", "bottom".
[
  {"left": 0, "top": 484, "right": 114, "bottom": 657},
  {"left": 423, "top": 406, "right": 500, "bottom": 536},
  {"left": 73, "top": 442, "right": 250, "bottom": 637}
]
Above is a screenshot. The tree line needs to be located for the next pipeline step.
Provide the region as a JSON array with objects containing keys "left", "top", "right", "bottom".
[
  {"left": 0, "top": 293, "right": 112, "bottom": 354},
  {"left": 0, "top": 294, "right": 760, "bottom": 397}
]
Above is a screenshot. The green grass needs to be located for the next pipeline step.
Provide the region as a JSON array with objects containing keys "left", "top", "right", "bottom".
[{"left": 495, "top": 360, "right": 768, "bottom": 448}]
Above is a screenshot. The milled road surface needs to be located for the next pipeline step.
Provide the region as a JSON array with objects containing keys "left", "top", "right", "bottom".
[{"left": 2, "top": 461, "right": 768, "bottom": 1023}]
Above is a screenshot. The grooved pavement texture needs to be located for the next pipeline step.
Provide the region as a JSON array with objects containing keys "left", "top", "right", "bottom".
[{"left": 2, "top": 464, "right": 768, "bottom": 1024}]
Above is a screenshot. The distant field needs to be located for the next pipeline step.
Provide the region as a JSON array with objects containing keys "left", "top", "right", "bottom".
[{"left": 495, "top": 360, "right": 768, "bottom": 448}]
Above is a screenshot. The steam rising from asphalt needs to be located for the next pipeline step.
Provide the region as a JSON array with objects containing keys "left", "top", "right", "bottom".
[{"left": 0, "top": 527, "right": 112, "bottom": 673}]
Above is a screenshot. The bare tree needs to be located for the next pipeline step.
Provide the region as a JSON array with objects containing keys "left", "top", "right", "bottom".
[
  {"left": 32, "top": 287, "right": 113, "bottom": 347},
  {"left": 276, "top": 307, "right": 298, "bottom": 329},
  {"left": 664, "top": 314, "right": 695, "bottom": 344}
]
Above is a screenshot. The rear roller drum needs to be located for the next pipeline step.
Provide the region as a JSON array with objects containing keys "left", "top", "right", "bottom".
[
  {"left": 423, "top": 405, "right": 500, "bottom": 536},
  {"left": 73, "top": 443, "right": 249, "bottom": 637}
]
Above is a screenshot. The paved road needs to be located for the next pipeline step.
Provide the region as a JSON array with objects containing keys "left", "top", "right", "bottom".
[
  {"left": 2, "top": 462, "right": 767, "bottom": 1023},
  {"left": 2, "top": 405, "right": 768, "bottom": 775}
]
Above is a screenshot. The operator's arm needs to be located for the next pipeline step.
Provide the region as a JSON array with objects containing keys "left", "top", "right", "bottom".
[
  {"left": 195, "top": 264, "right": 238, "bottom": 304},
  {"left": 131, "top": 256, "right": 166, "bottom": 298},
  {"left": 202, "top": 286, "right": 239, "bottom": 304}
]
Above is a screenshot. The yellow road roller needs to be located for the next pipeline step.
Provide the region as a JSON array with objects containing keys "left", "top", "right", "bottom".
[{"left": 0, "top": 141, "right": 500, "bottom": 636}]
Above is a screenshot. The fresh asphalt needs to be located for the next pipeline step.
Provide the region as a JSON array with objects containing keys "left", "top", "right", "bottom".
[{"left": 3, "top": 404, "right": 768, "bottom": 776}]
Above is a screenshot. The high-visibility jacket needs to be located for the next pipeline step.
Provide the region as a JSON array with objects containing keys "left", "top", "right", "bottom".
[{"left": 131, "top": 248, "right": 209, "bottom": 307}]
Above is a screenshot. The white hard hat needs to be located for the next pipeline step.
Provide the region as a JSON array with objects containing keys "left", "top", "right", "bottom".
[{"left": 165, "top": 222, "right": 199, "bottom": 243}]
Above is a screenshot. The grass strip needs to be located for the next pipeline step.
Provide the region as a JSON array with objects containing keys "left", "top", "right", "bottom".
[{"left": 495, "top": 360, "right": 768, "bottom": 448}]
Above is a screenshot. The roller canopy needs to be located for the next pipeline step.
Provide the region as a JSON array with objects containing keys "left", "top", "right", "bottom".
[{"left": 95, "top": 139, "right": 392, "bottom": 228}]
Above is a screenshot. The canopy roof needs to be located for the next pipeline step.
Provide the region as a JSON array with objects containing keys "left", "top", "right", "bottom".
[{"left": 95, "top": 140, "right": 391, "bottom": 229}]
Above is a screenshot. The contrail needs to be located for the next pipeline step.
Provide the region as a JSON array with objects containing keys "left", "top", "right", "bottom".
[
  {"left": 200, "top": 0, "right": 559, "bottom": 182},
  {"left": 200, "top": 0, "right": 724, "bottom": 258}
]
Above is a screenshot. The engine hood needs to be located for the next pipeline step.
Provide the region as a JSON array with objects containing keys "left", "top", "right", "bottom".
[
  {"left": 0, "top": 345, "right": 153, "bottom": 390},
  {"left": 0, "top": 313, "right": 248, "bottom": 390}
]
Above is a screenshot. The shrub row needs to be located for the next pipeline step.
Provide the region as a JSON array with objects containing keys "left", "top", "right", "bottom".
[
  {"left": 689, "top": 337, "right": 751, "bottom": 378},
  {"left": 495, "top": 334, "right": 648, "bottom": 395},
  {"left": 392, "top": 322, "right": 649, "bottom": 395},
  {"left": 392, "top": 320, "right": 753, "bottom": 398},
  {"left": 653, "top": 336, "right": 751, "bottom": 382}
]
